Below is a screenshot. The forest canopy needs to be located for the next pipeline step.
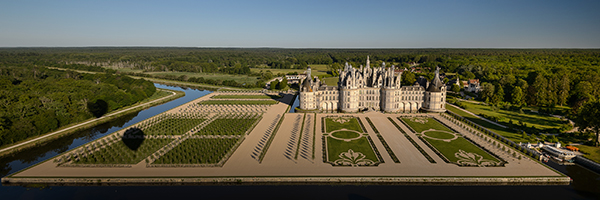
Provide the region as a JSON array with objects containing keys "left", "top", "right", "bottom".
[{"left": 0, "top": 65, "right": 155, "bottom": 147}]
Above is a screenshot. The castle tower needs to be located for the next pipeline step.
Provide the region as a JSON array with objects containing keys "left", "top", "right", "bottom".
[{"left": 422, "top": 67, "right": 446, "bottom": 112}]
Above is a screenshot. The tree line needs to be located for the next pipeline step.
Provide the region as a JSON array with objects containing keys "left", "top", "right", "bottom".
[{"left": 0, "top": 65, "right": 156, "bottom": 147}]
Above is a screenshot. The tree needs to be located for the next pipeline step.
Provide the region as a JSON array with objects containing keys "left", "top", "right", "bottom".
[
  {"left": 492, "top": 84, "right": 504, "bottom": 104},
  {"left": 574, "top": 100, "right": 600, "bottom": 146},
  {"left": 401, "top": 71, "right": 416, "bottom": 86},
  {"left": 511, "top": 86, "right": 523, "bottom": 106},
  {"left": 277, "top": 77, "right": 288, "bottom": 90},
  {"left": 270, "top": 80, "right": 279, "bottom": 90},
  {"left": 481, "top": 82, "right": 495, "bottom": 102},
  {"left": 451, "top": 84, "right": 461, "bottom": 93}
]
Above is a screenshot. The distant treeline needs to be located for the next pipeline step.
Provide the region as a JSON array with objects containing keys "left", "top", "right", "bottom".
[
  {"left": 0, "top": 66, "right": 155, "bottom": 147},
  {"left": 1, "top": 47, "right": 600, "bottom": 111}
]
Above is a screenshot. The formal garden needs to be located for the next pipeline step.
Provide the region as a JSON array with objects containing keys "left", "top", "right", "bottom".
[
  {"left": 58, "top": 135, "right": 173, "bottom": 166},
  {"left": 136, "top": 113, "right": 207, "bottom": 135},
  {"left": 199, "top": 100, "right": 278, "bottom": 105},
  {"left": 152, "top": 138, "right": 241, "bottom": 165},
  {"left": 400, "top": 116, "right": 504, "bottom": 167},
  {"left": 322, "top": 116, "right": 382, "bottom": 166},
  {"left": 195, "top": 114, "right": 261, "bottom": 136},
  {"left": 323, "top": 116, "right": 364, "bottom": 133}
]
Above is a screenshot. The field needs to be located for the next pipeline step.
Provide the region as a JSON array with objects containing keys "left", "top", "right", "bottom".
[
  {"left": 250, "top": 64, "right": 330, "bottom": 76},
  {"left": 321, "top": 77, "right": 339, "bottom": 86},
  {"left": 324, "top": 117, "right": 364, "bottom": 133},
  {"left": 146, "top": 71, "right": 259, "bottom": 85},
  {"left": 199, "top": 100, "right": 278, "bottom": 105},
  {"left": 455, "top": 101, "right": 566, "bottom": 130}
]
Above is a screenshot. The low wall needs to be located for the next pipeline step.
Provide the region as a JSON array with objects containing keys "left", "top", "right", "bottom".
[{"left": 2, "top": 176, "right": 571, "bottom": 186}]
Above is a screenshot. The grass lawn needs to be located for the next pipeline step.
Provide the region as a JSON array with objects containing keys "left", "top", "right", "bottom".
[
  {"left": 577, "top": 145, "right": 600, "bottom": 164},
  {"left": 331, "top": 131, "right": 361, "bottom": 139},
  {"left": 326, "top": 137, "right": 379, "bottom": 163},
  {"left": 143, "top": 118, "right": 206, "bottom": 135},
  {"left": 74, "top": 139, "right": 173, "bottom": 164},
  {"left": 138, "top": 89, "right": 175, "bottom": 104},
  {"left": 401, "top": 117, "right": 453, "bottom": 133},
  {"left": 199, "top": 100, "right": 278, "bottom": 105},
  {"left": 325, "top": 117, "right": 363, "bottom": 133},
  {"left": 423, "top": 136, "right": 501, "bottom": 164},
  {"left": 153, "top": 138, "right": 239, "bottom": 164},
  {"left": 250, "top": 64, "right": 330, "bottom": 76},
  {"left": 446, "top": 105, "right": 530, "bottom": 143},
  {"left": 321, "top": 77, "right": 339, "bottom": 86},
  {"left": 423, "top": 131, "right": 455, "bottom": 139},
  {"left": 211, "top": 94, "right": 281, "bottom": 99},
  {"left": 457, "top": 101, "right": 566, "bottom": 130}
]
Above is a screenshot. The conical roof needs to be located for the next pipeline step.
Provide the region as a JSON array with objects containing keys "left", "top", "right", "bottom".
[{"left": 427, "top": 67, "right": 443, "bottom": 92}]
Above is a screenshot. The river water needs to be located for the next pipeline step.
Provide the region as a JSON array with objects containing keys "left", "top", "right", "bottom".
[{"left": 1, "top": 84, "right": 600, "bottom": 199}]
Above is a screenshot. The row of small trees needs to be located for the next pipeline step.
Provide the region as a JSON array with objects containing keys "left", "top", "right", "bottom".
[{"left": 196, "top": 113, "right": 261, "bottom": 136}]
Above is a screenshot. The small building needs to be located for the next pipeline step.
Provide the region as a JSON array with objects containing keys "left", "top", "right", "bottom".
[{"left": 466, "top": 79, "right": 481, "bottom": 93}]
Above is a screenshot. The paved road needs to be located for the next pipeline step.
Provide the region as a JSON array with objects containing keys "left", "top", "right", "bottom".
[{"left": 0, "top": 89, "right": 177, "bottom": 155}]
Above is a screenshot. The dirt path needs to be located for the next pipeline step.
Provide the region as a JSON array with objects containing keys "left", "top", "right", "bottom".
[{"left": 0, "top": 89, "right": 178, "bottom": 155}]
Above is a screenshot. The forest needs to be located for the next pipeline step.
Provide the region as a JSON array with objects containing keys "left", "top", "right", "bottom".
[
  {"left": 0, "top": 63, "right": 156, "bottom": 147},
  {"left": 2, "top": 47, "right": 600, "bottom": 146}
]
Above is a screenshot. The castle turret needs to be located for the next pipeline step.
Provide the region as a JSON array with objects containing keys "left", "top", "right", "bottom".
[{"left": 423, "top": 67, "right": 446, "bottom": 112}]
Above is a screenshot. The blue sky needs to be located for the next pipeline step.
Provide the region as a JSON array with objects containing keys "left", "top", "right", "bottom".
[{"left": 1, "top": 0, "right": 599, "bottom": 48}]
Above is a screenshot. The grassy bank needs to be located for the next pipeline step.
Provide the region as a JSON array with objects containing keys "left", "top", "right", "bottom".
[{"left": 0, "top": 88, "right": 184, "bottom": 158}]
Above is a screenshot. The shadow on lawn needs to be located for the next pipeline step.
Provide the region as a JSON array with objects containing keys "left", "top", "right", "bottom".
[{"left": 122, "top": 127, "right": 145, "bottom": 151}]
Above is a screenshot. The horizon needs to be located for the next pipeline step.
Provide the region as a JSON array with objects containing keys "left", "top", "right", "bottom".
[{"left": 1, "top": 0, "right": 600, "bottom": 48}]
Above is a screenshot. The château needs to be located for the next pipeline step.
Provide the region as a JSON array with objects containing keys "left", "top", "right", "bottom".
[{"left": 299, "top": 56, "right": 446, "bottom": 113}]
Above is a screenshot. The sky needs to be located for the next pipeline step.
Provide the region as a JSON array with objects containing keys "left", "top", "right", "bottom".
[{"left": 1, "top": 0, "right": 599, "bottom": 48}]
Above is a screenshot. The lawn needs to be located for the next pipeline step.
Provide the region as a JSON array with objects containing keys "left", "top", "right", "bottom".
[
  {"left": 577, "top": 145, "right": 600, "bottom": 164},
  {"left": 153, "top": 138, "right": 240, "bottom": 164},
  {"left": 199, "top": 100, "right": 278, "bottom": 105},
  {"left": 331, "top": 131, "right": 361, "bottom": 139},
  {"left": 326, "top": 136, "right": 379, "bottom": 165},
  {"left": 422, "top": 136, "right": 501, "bottom": 165},
  {"left": 423, "top": 131, "right": 455, "bottom": 139},
  {"left": 456, "top": 101, "right": 566, "bottom": 130},
  {"left": 446, "top": 105, "right": 529, "bottom": 143},
  {"left": 325, "top": 117, "right": 363, "bottom": 133},
  {"left": 73, "top": 139, "right": 173, "bottom": 164},
  {"left": 321, "top": 77, "right": 339, "bottom": 86},
  {"left": 250, "top": 64, "right": 330, "bottom": 76},
  {"left": 401, "top": 117, "right": 454, "bottom": 133},
  {"left": 211, "top": 94, "right": 281, "bottom": 99}
]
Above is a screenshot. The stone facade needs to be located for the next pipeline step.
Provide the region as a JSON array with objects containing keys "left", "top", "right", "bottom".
[{"left": 299, "top": 56, "right": 446, "bottom": 113}]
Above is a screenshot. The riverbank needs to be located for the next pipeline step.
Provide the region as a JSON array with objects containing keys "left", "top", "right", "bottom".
[{"left": 0, "top": 88, "right": 184, "bottom": 158}]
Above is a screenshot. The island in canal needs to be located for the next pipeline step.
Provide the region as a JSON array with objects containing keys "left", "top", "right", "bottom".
[{"left": 1, "top": 90, "right": 569, "bottom": 185}]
